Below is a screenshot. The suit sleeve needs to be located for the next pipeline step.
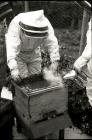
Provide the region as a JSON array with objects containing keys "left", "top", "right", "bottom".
[
  {"left": 43, "top": 18, "right": 60, "bottom": 62},
  {"left": 5, "top": 15, "right": 21, "bottom": 71}
]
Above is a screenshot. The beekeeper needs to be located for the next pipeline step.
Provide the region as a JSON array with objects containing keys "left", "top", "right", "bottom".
[
  {"left": 5, "top": 10, "right": 60, "bottom": 82},
  {"left": 74, "top": 18, "right": 92, "bottom": 105},
  {"left": 64, "top": 17, "right": 92, "bottom": 105}
]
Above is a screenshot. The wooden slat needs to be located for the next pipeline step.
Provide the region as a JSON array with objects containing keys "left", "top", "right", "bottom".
[
  {"left": 0, "top": 2, "right": 9, "bottom": 8},
  {"left": 28, "top": 84, "right": 64, "bottom": 96},
  {"left": 0, "top": 9, "right": 13, "bottom": 20},
  {"left": 0, "top": 2, "right": 13, "bottom": 21},
  {"left": 0, "top": 2, "right": 12, "bottom": 13}
]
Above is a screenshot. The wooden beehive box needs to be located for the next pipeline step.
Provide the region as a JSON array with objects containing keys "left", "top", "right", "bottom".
[{"left": 13, "top": 75, "right": 68, "bottom": 122}]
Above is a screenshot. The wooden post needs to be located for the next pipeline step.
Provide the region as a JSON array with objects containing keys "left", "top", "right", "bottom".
[
  {"left": 79, "top": 9, "right": 89, "bottom": 56},
  {"left": 24, "top": 1, "right": 29, "bottom": 12}
]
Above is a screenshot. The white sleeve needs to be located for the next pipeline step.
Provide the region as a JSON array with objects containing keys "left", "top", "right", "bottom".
[
  {"left": 74, "top": 20, "right": 91, "bottom": 71},
  {"left": 6, "top": 15, "right": 21, "bottom": 71},
  {"left": 43, "top": 18, "right": 60, "bottom": 62}
]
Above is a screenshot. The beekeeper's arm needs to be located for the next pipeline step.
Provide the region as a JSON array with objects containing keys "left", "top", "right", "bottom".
[
  {"left": 63, "top": 20, "right": 91, "bottom": 80},
  {"left": 5, "top": 16, "right": 21, "bottom": 81},
  {"left": 74, "top": 20, "right": 91, "bottom": 73},
  {"left": 43, "top": 18, "right": 60, "bottom": 73}
]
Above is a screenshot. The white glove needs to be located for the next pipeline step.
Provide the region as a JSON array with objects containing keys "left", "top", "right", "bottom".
[
  {"left": 73, "top": 65, "right": 81, "bottom": 73},
  {"left": 11, "top": 69, "right": 21, "bottom": 82},
  {"left": 63, "top": 70, "right": 77, "bottom": 80},
  {"left": 1, "top": 86, "right": 13, "bottom": 100}
]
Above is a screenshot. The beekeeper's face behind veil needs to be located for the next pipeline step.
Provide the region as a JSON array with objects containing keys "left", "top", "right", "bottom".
[{"left": 20, "top": 29, "right": 44, "bottom": 50}]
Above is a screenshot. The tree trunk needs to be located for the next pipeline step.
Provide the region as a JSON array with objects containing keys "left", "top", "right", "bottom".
[{"left": 24, "top": 1, "right": 29, "bottom": 12}]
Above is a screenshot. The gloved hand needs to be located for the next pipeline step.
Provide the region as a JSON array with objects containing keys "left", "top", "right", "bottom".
[
  {"left": 63, "top": 70, "right": 77, "bottom": 80},
  {"left": 11, "top": 69, "right": 21, "bottom": 82},
  {"left": 73, "top": 65, "right": 82, "bottom": 74}
]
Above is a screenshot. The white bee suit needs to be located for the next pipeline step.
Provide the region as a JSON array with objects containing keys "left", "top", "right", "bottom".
[
  {"left": 74, "top": 19, "right": 92, "bottom": 105},
  {"left": 5, "top": 12, "right": 60, "bottom": 79}
]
